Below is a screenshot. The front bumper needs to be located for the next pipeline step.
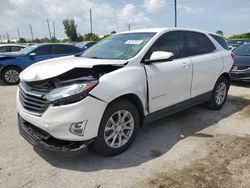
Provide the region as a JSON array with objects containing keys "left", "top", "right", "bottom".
[
  {"left": 17, "top": 87, "right": 108, "bottom": 142},
  {"left": 18, "top": 115, "right": 93, "bottom": 151}
]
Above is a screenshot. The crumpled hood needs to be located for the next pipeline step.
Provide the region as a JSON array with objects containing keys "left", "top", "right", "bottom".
[{"left": 20, "top": 55, "right": 127, "bottom": 82}]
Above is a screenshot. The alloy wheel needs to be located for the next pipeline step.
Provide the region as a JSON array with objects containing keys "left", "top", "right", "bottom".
[
  {"left": 4, "top": 69, "right": 20, "bottom": 84},
  {"left": 215, "top": 82, "right": 227, "bottom": 105},
  {"left": 104, "top": 110, "right": 134, "bottom": 149}
]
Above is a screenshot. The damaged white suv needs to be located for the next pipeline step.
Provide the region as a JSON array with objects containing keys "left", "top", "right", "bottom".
[{"left": 17, "top": 28, "right": 233, "bottom": 156}]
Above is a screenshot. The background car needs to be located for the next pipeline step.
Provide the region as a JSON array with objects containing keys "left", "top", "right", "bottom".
[
  {"left": 75, "top": 41, "right": 97, "bottom": 52},
  {"left": 0, "top": 43, "right": 82, "bottom": 84},
  {"left": 231, "top": 43, "right": 250, "bottom": 82},
  {"left": 0, "top": 44, "right": 26, "bottom": 53},
  {"left": 227, "top": 39, "right": 250, "bottom": 50}
]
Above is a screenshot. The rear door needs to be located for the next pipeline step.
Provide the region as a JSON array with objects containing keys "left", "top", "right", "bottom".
[
  {"left": 145, "top": 31, "right": 192, "bottom": 113},
  {"left": 185, "top": 31, "right": 223, "bottom": 97}
]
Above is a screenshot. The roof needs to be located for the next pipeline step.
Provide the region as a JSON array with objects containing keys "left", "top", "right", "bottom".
[
  {"left": 119, "top": 27, "right": 216, "bottom": 35},
  {"left": 0, "top": 44, "right": 26, "bottom": 47}
]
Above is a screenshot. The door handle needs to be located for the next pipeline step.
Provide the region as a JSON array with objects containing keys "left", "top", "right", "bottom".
[{"left": 181, "top": 62, "right": 190, "bottom": 69}]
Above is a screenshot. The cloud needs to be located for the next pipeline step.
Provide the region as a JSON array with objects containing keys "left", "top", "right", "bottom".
[
  {"left": 0, "top": 0, "right": 151, "bottom": 39},
  {"left": 143, "top": 0, "right": 167, "bottom": 12},
  {"left": 177, "top": 4, "right": 204, "bottom": 15}
]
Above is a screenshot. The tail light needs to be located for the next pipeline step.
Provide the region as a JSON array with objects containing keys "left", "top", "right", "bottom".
[{"left": 231, "top": 52, "right": 235, "bottom": 60}]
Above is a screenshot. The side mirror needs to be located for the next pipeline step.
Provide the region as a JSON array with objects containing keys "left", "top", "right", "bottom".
[
  {"left": 144, "top": 51, "right": 174, "bottom": 64},
  {"left": 29, "top": 53, "right": 36, "bottom": 58}
]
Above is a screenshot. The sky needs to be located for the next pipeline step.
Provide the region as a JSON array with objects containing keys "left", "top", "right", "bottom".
[{"left": 1, "top": 0, "right": 250, "bottom": 40}]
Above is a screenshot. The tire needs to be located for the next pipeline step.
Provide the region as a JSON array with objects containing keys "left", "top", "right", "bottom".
[
  {"left": 206, "top": 76, "right": 229, "bottom": 110},
  {"left": 2, "top": 66, "right": 21, "bottom": 85},
  {"left": 91, "top": 99, "right": 139, "bottom": 156}
]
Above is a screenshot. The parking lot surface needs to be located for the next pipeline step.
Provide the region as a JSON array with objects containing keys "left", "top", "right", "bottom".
[{"left": 0, "top": 83, "right": 250, "bottom": 188}]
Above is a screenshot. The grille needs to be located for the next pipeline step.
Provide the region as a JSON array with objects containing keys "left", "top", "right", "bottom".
[{"left": 19, "top": 82, "right": 50, "bottom": 116}]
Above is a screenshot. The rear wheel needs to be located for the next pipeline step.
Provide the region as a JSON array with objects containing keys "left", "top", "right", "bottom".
[
  {"left": 206, "top": 76, "right": 229, "bottom": 110},
  {"left": 91, "top": 100, "right": 139, "bottom": 156},
  {"left": 2, "top": 67, "right": 21, "bottom": 85}
]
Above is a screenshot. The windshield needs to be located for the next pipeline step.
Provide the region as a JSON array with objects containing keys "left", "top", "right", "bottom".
[
  {"left": 233, "top": 44, "right": 250, "bottom": 56},
  {"left": 83, "top": 32, "right": 156, "bottom": 60},
  {"left": 75, "top": 42, "right": 88, "bottom": 49},
  {"left": 17, "top": 45, "right": 36, "bottom": 55}
]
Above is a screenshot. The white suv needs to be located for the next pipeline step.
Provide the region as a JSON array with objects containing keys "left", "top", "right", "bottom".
[{"left": 17, "top": 28, "right": 233, "bottom": 156}]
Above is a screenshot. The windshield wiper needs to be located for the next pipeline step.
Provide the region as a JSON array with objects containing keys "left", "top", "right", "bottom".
[{"left": 86, "top": 56, "right": 104, "bottom": 59}]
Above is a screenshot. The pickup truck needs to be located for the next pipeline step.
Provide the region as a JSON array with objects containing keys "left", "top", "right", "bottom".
[{"left": 17, "top": 28, "right": 234, "bottom": 156}]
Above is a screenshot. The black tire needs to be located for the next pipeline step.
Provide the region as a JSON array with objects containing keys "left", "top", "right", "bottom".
[
  {"left": 2, "top": 66, "right": 21, "bottom": 85},
  {"left": 206, "top": 76, "right": 229, "bottom": 110},
  {"left": 91, "top": 99, "right": 139, "bottom": 156}
]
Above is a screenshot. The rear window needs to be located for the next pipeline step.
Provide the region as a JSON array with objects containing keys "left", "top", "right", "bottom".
[
  {"left": 186, "top": 31, "right": 216, "bottom": 56},
  {"left": 210, "top": 34, "right": 229, "bottom": 50}
]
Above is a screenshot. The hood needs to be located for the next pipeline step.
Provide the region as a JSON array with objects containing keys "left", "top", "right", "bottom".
[
  {"left": 20, "top": 56, "right": 128, "bottom": 82},
  {"left": 234, "top": 55, "right": 250, "bottom": 66}
]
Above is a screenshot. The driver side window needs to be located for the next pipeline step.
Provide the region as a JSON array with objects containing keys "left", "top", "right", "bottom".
[
  {"left": 146, "top": 31, "right": 186, "bottom": 60},
  {"left": 33, "top": 46, "right": 53, "bottom": 56}
]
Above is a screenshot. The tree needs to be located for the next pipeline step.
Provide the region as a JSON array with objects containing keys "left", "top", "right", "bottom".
[
  {"left": 83, "top": 33, "right": 100, "bottom": 41},
  {"left": 228, "top": 32, "right": 250, "bottom": 39},
  {"left": 18, "top": 38, "right": 27, "bottom": 43},
  {"left": 216, "top": 30, "right": 224, "bottom": 36},
  {"left": 63, "top": 19, "right": 78, "bottom": 41}
]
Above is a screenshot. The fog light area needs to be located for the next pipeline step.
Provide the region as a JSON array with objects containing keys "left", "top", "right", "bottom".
[{"left": 69, "top": 121, "right": 87, "bottom": 136}]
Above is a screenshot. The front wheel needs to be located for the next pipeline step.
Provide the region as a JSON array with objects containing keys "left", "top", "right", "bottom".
[
  {"left": 91, "top": 100, "right": 139, "bottom": 156},
  {"left": 206, "top": 76, "right": 229, "bottom": 110},
  {"left": 2, "top": 67, "right": 21, "bottom": 85}
]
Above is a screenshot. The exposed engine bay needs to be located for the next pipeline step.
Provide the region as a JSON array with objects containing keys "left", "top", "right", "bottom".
[{"left": 25, "top": 64, "right": 125, "bottom": 90}]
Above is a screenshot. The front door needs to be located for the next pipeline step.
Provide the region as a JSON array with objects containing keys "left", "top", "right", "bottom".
[{"left": 144, "top": 31, "right": 192, "bottom": 113}]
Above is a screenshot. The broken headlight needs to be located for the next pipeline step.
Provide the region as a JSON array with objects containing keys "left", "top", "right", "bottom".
[{"left": 45, "top": 81, "right": 98, "bottom": 105}]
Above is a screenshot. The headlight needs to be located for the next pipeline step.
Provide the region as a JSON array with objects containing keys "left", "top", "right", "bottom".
[{"left": 45, "top": 81, "right": 98, "bottom": 105}]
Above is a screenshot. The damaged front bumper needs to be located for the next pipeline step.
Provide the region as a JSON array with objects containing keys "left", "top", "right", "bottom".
[{"left": 18, "top": 115, "right": 93, "bottom": 151}]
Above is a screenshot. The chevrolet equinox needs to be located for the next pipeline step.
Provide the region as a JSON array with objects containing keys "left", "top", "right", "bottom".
[{"left": 17, "top": 28, "right": 234, "bottom": 156}]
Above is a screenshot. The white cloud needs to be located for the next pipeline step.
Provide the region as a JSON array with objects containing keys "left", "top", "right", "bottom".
[
  {"left": 178, "top": 4, "right": 204, "bottom": 15},
  {"left": 144, "top": 0, "right": 167, "bottom": 12},
  {"left": 0, "top": 0, "right": 151, "bottom": 39}
]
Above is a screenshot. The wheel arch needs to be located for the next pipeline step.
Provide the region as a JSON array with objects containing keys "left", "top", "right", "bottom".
[
  {"left": 107, "top": 93, "right": 145, "bottom": 127},
  {"left": 220, "top": 72, "right": 230, "bottom": 82},
  {"left": 1, "top": 65, "right": 22, "bottom": 80}
]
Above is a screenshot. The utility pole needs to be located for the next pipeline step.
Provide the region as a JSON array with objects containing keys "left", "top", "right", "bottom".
[
  {"left": 30, "top": 24, "right": 34, "bottom": 41},
  {"left": 47, "top": 19, "right": 52, "bottom": 39},
  {"left": 128, "top": 24, "right": 131, "bottom": 31},
  {"left": 53, "top": 20, "right": 55, "bottom": 38},
  {"left": 174, "top": 0, "right": 177, "bottom": 27},
  {"left": 6, "top": 32, "right": 9, "bottom": 41},
  {"left": 90, "top": 9, "right": 93, "bottom": 38},
  {"left": 17, "top": 27, "right": 20, "bottom": 40}
]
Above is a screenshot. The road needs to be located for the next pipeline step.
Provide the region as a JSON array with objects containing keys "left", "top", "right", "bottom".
[{"left": 0, "top": 82, "right": 250, "bottom": 188}]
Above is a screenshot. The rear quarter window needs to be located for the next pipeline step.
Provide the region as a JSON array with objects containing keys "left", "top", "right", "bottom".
[
  {"left": 186, "top": 31, "right": 216, "bottom": 56},
  {"left": 210, "top": 34, "right": 229, "bottom": 50}
]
